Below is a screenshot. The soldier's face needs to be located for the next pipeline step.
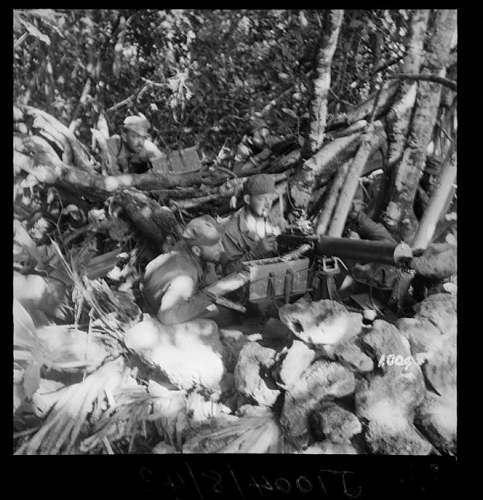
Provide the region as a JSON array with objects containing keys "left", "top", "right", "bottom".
[
  {"left": 248, "top": 194, "right": 275, "bottom": 218},
  {"left": 199, "top": 240, "right": 224, "bottom": 263},
  {"left": 125, "top": 130, "right": 147, "bottom": 153}
]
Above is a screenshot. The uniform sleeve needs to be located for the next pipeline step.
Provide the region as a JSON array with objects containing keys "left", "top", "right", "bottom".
[
  {"left": 156, "top": 275, "right": 213, "bottom": 325},
  {"left": 143, "top": 140, "right": 165, "bottom": 160},
  {"left": 356, "top": 213, "right": 396, "bottom": 243},
  {"left": 221, "top": 228, "right": 259, "bottom": 273}
]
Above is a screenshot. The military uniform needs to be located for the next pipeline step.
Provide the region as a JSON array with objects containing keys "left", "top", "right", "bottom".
[
  {"left": 142, "top": 216, "right": 224, "bottom": 326},
  {"left": 222, "top": 206, "right": 284, "bottom": 273},
  {"left": 106, "top": 134, "right": 165, "bottom": 174},
  {"left": 221, "top": 174, "right": 286, "bottom": 274},
  {"left": 143, "top": 240, "right": 212, "bottom": 325}
]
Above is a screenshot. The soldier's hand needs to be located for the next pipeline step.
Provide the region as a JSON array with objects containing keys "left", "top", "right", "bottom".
[{"left": 255, "top": 236, "right": 278, "bottom": 256}]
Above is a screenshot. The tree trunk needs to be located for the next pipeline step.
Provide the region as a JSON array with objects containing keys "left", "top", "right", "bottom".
[
  {"left": 412, "top": 145, "right": 456, "bottom": 251},
  {"left": 383, "top": 9, "right": 457, "bottom": 242},
  {"left": 386, "top": 10, "right": 430, "bottom": 169},
  {"left": 314, "top": 160, "right": 350, "bottom": 236},
  {"left": 327, "top": 121, "right": 386, "bottom": 237},
  {"left": 308, "top": 9, "right": 344, "bottom": 153}
]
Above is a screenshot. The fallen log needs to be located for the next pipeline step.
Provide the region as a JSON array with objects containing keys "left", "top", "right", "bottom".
[
  {"left": 110, "top": 189, "right": 181, "bottom": 250},
  {"left": 328, "top": 121, "right": 386, "bottom": 236},
  {"left": 19, "top": 105, "right": 96, "bottom": 171}
]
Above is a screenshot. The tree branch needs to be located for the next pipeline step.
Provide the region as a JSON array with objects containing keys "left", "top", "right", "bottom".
[{"left": 389, "top": 73, "right": 457, "bottom": 92}]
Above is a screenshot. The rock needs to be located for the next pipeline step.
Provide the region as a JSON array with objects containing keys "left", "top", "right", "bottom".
[
  {"left": 152, "top": 441, "right": 179, "bottom": 454},
  {"left": 234, "top": 342, "right": 280, "bottom": 407},
  {"left": 333, "top": 339, "right": 374, "bottom": 373},
  {"left": 278, "top": 340, "right": 316, "bottom": 389},
  {"left": 219, "top": 328, "right": 249, "bottom": 373},
  {"left": 280, "top": 361, "right": 355, "bottom": 447},
  {"left": 415, "top": 389, "right": 456, "bottom": 455},
  {"left": 398, "top": 301, "right": 456, "bottom": 397},
  {"left": 355, "top": 364, "right": 431, "bottom": 455},
  {"left": 125, "top": 315, "right": 225, "bottom": 393},
  {"left": 309, "top": 401, "right": 362, "bottom": 443},
  {"left": 355, "top": 368, "right": 426, "bottom": 423},
  {"left": 413, "top": 293, "right": 456, "bottom": 337},
  {"left": 361, "top": 320, "right": 413, "bottom": 372},
  {"left": 303, "top": 441, "right": 358, "bottom": 454},
  {"left": 263, "top": 318, "right": 294, "bottom": 342},
  {"left": 411, "top": 243, "right": 456, "bottom": 280},
  {"left": 365, "top": 417, "right": 433, "bottom": 455},
  {"left": 279, "top": 298, "right": 362, "bottom": 345},
  {"left": 397, "top": 317, "right": 443, "bottom": 357}
]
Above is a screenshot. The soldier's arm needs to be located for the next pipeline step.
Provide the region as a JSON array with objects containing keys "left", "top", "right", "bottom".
[
  {"left": 144, "top": 140, "right": 166, "bottom": 160},
  {"left": 156, "top": 275, "right": 212, "bottom": 325},
  {"left": 356, "top": 212, "right": 396, "bottom": 243}
]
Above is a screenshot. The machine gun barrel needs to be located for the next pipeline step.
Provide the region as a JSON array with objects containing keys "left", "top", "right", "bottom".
[
  {"left": 277, "top": 234, "right": 412, "bottom": 266},
  {"left": 317, "top": 236, "right": 398, "bottom": 265}
]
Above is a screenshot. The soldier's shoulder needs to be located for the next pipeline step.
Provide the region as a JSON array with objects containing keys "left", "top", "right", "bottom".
[{"left": 222, "top": 208, "right": 243, "bottom": 235}]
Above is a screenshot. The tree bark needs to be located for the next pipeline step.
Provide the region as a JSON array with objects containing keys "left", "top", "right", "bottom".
[
  {"left": 314, "top": 159, "right": 350, "bottom": 236},
  {"left": 327, "top": 121, "right": 386, "bottom": 237},
  {"left": 383, "top": 9, "right": 457, "bottom": 242},
  {"left": 412, "top": 146, "right": 456, "bottom": 251},
  {"left": 308, "top": 9, "right": 344, "bottom": 153},
  {"left": 19, "top": 105, "right": 96, "bottom": 171},
  {"left": 110, "top": 189, "right": 181, "bottom": 251},
  {"left": 386, "top": 10, "right": 430, "bottom": 169}
]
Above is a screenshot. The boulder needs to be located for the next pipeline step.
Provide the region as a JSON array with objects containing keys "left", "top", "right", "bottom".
[
  {"left": 309, "top": 401, "right": 362, "bottom": 443},
  {"left": 280, "top": 360, "right": 355, "bottom": 447},
  {"left": 411, "top": 243, "right": 456, "bottom": 280},
  {"left": 365, "top": 417, "right": 433, "bottom": 455},
  {"left": 219, "top": 328, "right": 249, "bottom": 373},
  {"left": 361, "top": 320, "right": 413, "bottom": 372},
  {"left": 125, "top": 315, "right": 225, "bottom": 393},
  {"left": 279, "top": 298, "right": 362, "bottom": 346},
  {"left": 355, "top": 367, "right": 432, "bottom": 455},
  {"left": 277, "top": 340, "right": 316, "bottom": 389},
  {"left": 412, "top": 293, "right": 456, "bottom": 337},
  {"left": 234, "top": 342, "right": 280, "bottom": 407},
  {"left": 415, "top": 389, "right": 457, "bottom": 456},
  {"left": 332, "top": 339, "right": 374, "bottom": 373},
  {"left": 398, "top": 298, "right": 456, "bottom": 398}
]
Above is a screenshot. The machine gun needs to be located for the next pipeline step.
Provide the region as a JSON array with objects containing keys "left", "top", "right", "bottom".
[{"left": 276, "top": 232, "right": 415, "bottom": 311}]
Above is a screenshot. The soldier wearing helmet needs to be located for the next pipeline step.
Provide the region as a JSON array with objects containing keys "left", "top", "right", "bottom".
[{"left": 106, "top": 115, "right": 166, "bottom": 174}]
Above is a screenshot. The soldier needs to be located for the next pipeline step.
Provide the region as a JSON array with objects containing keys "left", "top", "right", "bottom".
[
  {"left": 221, "top": 174, "right": 286, "bottom": 273},
  {"left": 142, "top": 215, "right": 225, "bottom": 326},
  {"left": 107, "top": 115, "right": 166, "bottom": 174}
]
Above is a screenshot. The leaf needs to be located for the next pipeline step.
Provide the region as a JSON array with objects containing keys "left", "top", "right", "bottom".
[
  {"left": 19, "top": 18, "right": 51, "bottom": 45},
  {"left": 23, "top": 360, "right": 41, "bottom": 399},
  {"left": 281, "top": 107, "right": 298, "bottom": 119}
]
